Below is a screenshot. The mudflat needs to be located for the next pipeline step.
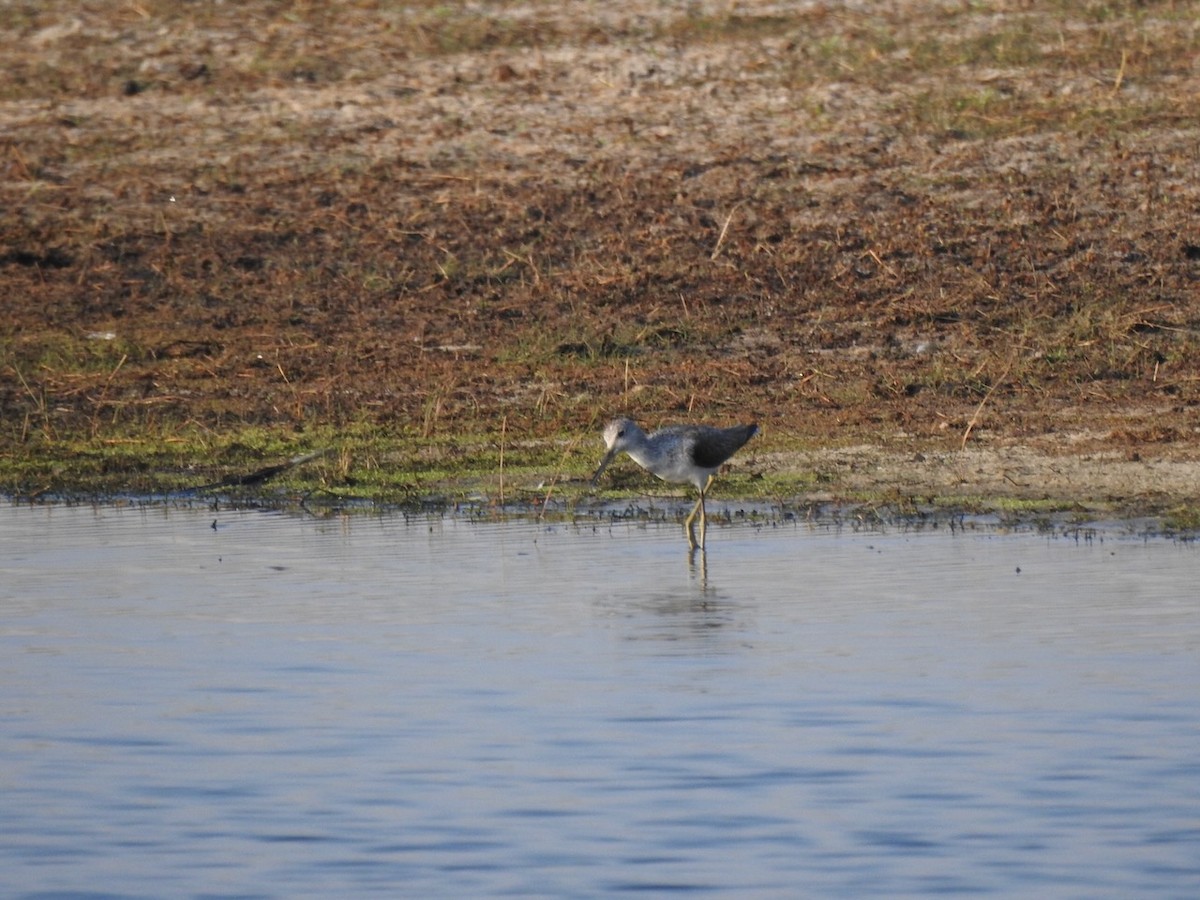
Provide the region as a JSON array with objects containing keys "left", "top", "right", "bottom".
[{"left": 3, "top": 2, "right": 1199, "bottom": 519}]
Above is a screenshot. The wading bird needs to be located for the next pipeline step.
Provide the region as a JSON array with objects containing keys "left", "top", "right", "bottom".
[{"left": 591, "top": 416, "right": 758, "bottom": 550}]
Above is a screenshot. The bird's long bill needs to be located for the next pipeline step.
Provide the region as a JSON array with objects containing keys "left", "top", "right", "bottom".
[{"left": 591, "top": 447, "right": 618, "bottom": 487}]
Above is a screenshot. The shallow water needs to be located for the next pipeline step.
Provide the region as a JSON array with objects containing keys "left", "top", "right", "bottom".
[{"left": 2, "top": 502, "right": 1198, "bottom": 898}]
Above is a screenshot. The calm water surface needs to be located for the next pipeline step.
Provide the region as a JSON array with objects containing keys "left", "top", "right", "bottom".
[{"left": 2, "top": 502, "right": 1198, "bottom": 898}]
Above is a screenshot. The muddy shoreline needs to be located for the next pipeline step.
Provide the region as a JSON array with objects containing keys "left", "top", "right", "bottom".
[{"left": 3, "top": 2, "right": 1199, "bottom": 518}]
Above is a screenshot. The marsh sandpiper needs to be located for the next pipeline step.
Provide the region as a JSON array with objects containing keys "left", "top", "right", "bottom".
[{"left": 591, "top": 416, "right": 758, "bottom": 550}]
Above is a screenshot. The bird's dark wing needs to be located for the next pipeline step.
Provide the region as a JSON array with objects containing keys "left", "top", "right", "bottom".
[{"left": 690, "top": 424, "right": 758, "bottom": 469}]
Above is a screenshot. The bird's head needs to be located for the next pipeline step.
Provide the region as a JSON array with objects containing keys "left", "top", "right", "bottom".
[{"left": 591, "top": 416, "right": 640, "bottom": 486}]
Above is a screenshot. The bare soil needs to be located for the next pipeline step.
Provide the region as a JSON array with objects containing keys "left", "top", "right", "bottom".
[{"left": 2, "top": 1, "right": 1199, "bottom": 515}]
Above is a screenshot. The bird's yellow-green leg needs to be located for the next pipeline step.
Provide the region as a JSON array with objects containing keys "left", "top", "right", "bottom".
[
  {"left": 684, "top": 476, "right": 714, "bottom": 550},
  {"left": 701, "top": 475, "right": 713, "bottom": 548},
  {"left": 685, "top": 497, "right": 701, "bottom": 550}
]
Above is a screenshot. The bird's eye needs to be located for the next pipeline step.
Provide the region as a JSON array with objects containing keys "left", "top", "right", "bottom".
[{"left": 617, "top": 429, "right": 625, "bottom": 437}]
